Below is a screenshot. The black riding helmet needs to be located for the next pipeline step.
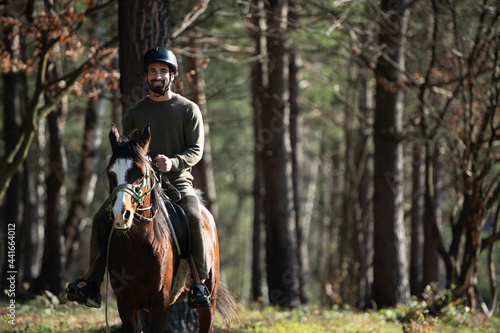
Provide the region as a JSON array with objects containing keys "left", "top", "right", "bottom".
[{"left": 143, "top": 46, "right": 178, "bottom": 74}]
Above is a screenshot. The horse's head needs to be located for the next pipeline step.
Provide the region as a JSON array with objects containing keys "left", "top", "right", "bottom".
[{"left": 107, "top": 124, "right": 154, "bottom": 230}]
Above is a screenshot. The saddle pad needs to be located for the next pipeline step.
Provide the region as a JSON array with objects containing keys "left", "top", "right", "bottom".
[{"left": 164, "top": 199, "right": 190, "bottom": 259}]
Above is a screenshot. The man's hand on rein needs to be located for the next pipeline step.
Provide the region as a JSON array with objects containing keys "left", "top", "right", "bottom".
[{"left": 155, "top": 154, "right": 172, "bottom": 173}]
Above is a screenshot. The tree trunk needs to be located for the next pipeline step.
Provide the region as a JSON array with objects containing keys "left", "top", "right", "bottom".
[
  {"left": 457, "top": 177, "right": 483, "bottom": 308},
  {"left": 288, "top": 10, "right": 308, "bottom": 302},
  {"left": 30, "top": 106, "right": 67, "bottom": 295},
  {"left": 262, "top": 0, "right": 299, "bottom": 308},
  {"left": 21, "top": 157, "right": 38, "bottom": 286},
  {"left": 324, "top": 150, "right": 342, "bottom": 307},
  {"left": 410, "top": 144, "right": 424, "bottom": 297},
  {"left": 340, "top": 57, "right": 357, "bottom": 307},
  {"left": 356, "top": 74, "right": 373, "bottom": 309},
  {"left": 372, "top": 0, "right": 410, "bottom": 307},
  {"left": 416, "top": 0, "right": 445, "bottom": 292},
  {"left": 289, "top": 52, "right": 308, "bottom": 304},
  {"left": 422, "top": 143, "right": 440, "bottom": 287},
  {"left": 118, "top": 0, "right": 171, "bottom": 111},
  {"left": 249, "top": 0, "right": 265, "bottom": 303}
]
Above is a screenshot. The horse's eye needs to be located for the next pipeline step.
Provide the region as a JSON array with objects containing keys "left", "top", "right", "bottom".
[{"left": 134, "top": 185, "right": 142, "bottom": 194}]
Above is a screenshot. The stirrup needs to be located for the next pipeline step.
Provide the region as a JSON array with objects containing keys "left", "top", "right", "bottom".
[
  {"left": 65, "top": 278, "right": 101, "bottom": 308},
  {"left": 188, "top": 283, "right": 211, "bottom": 309}
]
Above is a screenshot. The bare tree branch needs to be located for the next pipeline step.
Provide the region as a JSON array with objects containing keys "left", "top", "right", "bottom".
[{"left": 172, "top": 0, "right": 210, "bottom": 39}]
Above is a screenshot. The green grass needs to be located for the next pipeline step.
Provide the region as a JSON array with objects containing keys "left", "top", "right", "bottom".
[
  {"left": 0, "top": 296, "right": 122, "bottom": 333},
  {"left": 229, "top": 304, "right": 500, "bottom": 333},
  {"left": 231, "top": 305, "right": 403, "bottom": 332},
  {"left": 0, "top": 298, "right": 499, "bottom": 332}
]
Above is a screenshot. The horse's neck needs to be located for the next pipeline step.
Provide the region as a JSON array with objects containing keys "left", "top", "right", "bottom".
[{"left": 117, "top": 223, "right": 155, "bottom": 251}]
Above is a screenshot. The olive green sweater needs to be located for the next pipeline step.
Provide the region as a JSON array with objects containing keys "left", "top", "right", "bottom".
[{"left": 123, "top": 95, "right": 204, "bottom": 185}]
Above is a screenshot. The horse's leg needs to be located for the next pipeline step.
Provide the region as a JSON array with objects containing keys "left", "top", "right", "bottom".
[
  {"left": 149, "top": 299, "right": 169, "bottom": 333},
  {"left": 118, "top": 314, "right": 142, "bottom": 333},
  {"left": 197, "top": 306, "right": 216, "bottom": 333},
  {"left": 117, "top": 303, "right": 142, "bottom": 333},
  {"left": 149, "top": 310, "right": 169, "bottom": 333}
]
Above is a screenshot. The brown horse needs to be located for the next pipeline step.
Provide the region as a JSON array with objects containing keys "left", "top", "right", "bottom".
[{"left": 105, "top": 124, "right": 236, "bottom": 332}]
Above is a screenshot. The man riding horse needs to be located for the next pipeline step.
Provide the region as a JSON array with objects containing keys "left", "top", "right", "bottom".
[{"left": 66, "top": 46, "right": 211, "bottom": 309}]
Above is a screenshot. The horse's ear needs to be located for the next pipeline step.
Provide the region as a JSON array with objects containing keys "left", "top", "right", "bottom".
[
  {"left": 139, "top": 124, "right": 151, "bottom": 152},
  {"left": 109, "top": 123, "right": 121, "bottom": 150}
]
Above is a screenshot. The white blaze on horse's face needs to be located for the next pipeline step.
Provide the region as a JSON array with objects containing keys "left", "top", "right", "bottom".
[{"left": 110, "top": 158, "right": 135, "bottom": 230}]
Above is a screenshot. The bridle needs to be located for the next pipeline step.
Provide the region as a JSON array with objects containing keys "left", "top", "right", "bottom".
[{"left": 108, "top": 164, "right": 159, "bottom": 223}]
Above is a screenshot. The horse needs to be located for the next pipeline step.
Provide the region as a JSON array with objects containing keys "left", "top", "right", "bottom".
[{"left": 105, "top": 124, "right": 236, "bottom": 332}]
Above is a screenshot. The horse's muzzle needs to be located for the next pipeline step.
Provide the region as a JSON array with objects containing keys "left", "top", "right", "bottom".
[
  {"left": 111, "top": 189, "right": 136, "bottom": 229},
  {"left": 113, "top": 206, "right": 134, "bottom": 230}
]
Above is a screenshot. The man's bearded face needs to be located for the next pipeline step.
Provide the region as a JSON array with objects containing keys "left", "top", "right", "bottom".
[{"left": 146, "top": 62, "right": 173, "bottom": 95}]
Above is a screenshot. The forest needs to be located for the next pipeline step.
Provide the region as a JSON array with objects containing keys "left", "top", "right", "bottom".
[{"left": 1, "top": 0, "right": 500, "bottom": 330}]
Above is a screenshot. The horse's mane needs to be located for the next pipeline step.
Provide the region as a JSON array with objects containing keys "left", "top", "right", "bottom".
[
  {"left": 149, "top": 177, "right": 171, "bottom": 254},
  {"left": 109, "top": 136, "right": 171, "bottom": 254}
]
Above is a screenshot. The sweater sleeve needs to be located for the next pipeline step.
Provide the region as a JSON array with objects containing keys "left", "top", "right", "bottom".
[{"left": 170, "top": 103, "right": 204, "bottom": 172}]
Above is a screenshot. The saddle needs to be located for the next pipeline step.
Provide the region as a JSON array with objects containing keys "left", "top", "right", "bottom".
[
  {"left": 160, "top": 176, "right": 190, "bottom": 259},
  {"left": 163, "top": 199, "right": 190, "bottom": 259}
]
